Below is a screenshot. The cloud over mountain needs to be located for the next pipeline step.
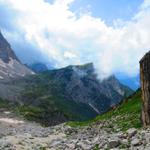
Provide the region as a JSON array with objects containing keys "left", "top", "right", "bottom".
[{"left": 0, "top": 0, "right": 150, "bottom": 79}]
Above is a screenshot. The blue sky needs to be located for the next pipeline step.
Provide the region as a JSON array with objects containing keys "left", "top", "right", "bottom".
[
  {"left": 46, "top": 0, "right": 143, "bottom": 24},
  {"left": 0, "top": 0, "right": 149, "bottom": 84},
  {"left": 70, "top": 0, "right": 143, "bottom": 24}
]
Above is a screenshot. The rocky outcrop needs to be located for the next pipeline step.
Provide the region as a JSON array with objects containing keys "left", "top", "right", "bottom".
[
  {"left": 0, "top": 32, "right": 19, "bottom": 63},
  {"left": 44, "top": 63, "right": 133, "bottom": 113},
  {"left": 0, "top": 31, "right": 34, "bottom": 81},
  {"left": 17, "top": 63, "right": 133, "bottom": 121},
  {"left": 140, "top": 51, "right": 150, "bottom": 126},
  {"left": 0, "top": 31, "right": 35, "bottom": 101}
]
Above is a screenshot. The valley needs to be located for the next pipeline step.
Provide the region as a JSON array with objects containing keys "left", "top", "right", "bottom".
[
  {"left": 1, "top": 0, "right": 150, "bottom": 149},
  {"left": 0, "top": 29, "right": 146, "bottom": 150},
  {"left": 0, "top": 89, "right": 150, "bottom": 150},
  {"left": 0, "top": 31, "right": 133, "bottom": 126}
]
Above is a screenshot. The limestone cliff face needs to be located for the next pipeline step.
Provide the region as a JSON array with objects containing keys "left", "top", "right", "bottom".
[
  {"left": 0, "top": 31, "right": 34, "bottom": 100},
  {"left": 140, "top": 51, "right": 150, "bottom": 126},
  {"left": 0, "top": 32, "right": 19, "bottom": 63},
  {"left": 0, "top": 31, "right": 34, "bottom": 81}
]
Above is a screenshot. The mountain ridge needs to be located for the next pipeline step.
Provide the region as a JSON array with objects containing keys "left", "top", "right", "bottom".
[
  {"left": 0, "top": 31, "right": 19, "bottom": 63},
  {"left": 0, "top": 30, "right": 133, "bottom": 125},
  {"left": 0, "top": 31, "right": 34, "bottom": 81}
]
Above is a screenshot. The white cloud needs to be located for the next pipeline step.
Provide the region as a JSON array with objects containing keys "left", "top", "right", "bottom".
[
  {"left": 0, "top": 0, "right": 150, "bottom": 79},
  {"left": 141, "top": 0, "right": 150, "bottom": 9},
  {"left": 64, "top": 51, "right": 77, "bottom": 59}
]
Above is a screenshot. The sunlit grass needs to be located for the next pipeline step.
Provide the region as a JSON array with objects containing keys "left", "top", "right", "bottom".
[{"left": 68, "top": 90, "right": 142, "bottom": 131}]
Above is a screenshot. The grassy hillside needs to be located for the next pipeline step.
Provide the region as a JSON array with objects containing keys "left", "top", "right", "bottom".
[
  {"left": 0, "top": 97, "right": 97, "bottom": 126},
  {"left": 68, "top": 89, "right": 142, "bottom": 131},
  {"left": 0, "top": 89, "right": 142, "bottom": 130}
]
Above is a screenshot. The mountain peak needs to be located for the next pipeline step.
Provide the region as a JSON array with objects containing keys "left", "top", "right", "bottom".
[
  {"left": 0, "top": 30, "right": 34, "bottom": 81},
  {"left": 0, "top": 31, "right": 19, "bottom": 63},
  {"left": 67, "top": 62, "right": 93, "bottom": 68}
]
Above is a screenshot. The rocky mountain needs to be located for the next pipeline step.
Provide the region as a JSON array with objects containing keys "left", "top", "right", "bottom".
[
  {"left": 43, "top": 63, "right": 133, "bottom": 110},
  {"left": 27, "top": 62, "right": 48, "bottom": 73},
  {"left": 0, "top": 31, "right": 34, "bottom": 100},
  {"left": 0, "top": 31, "right": 133, "bottom": 125},
  {"left": 0, "top": 31, "right": 34, "bottom": 81},
  {"left": 5, "top": 63, "right": 132, "bottom": 125}
]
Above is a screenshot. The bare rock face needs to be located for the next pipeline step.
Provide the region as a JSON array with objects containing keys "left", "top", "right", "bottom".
[
  {"left": 0, "top": 31, "right": 34, "bottom": 81},
  {"left": 0, "top": 32, "right": 19, "bottom": 63},
  {"left": 0, "top": 31, "right": 34, "bottom": 101},
  {"left": 140, "top": 51, "right": 150, "bottom": 126}
]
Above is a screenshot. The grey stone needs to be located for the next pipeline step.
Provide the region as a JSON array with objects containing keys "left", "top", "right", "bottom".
[
  {"left": 121, "top": 139, "right": 128, "bottom": 145},
  {"left": 108, "top": 138, "right": 120, "bottom": 148},
  {"left": 127, "top": 128, "right": 137, "bottom": 138},
  {"left": 76, "top": 141, "right": 92, "bottom": 150},
  {"left": 131, "top": 138, "right": 141, "bottom": 146}
]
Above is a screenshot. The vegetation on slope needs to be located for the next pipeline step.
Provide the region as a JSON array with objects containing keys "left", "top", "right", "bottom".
[
  {"left": 68, "top": 89, "right": 142, "bottom": 131},
  {"left": 16, "top": 68, "right": 133, "bottom": 126},
  {"left": 0, "top": 71, "right": 98, "bottom": 126},
  {"left": 0, "top": 97, "right": 97, "bottom": 126},
  {"left": 0, "top": 88, "right": 142, "bottom": 130}
]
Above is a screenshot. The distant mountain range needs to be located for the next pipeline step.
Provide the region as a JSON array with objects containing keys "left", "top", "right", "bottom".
[
  {"left": 27, "top": 63, "right": 48, "bottom": 73},
  {"left": 28, "top": 62, "right": 140, "bottom": 90},
  {"left": 0, "top": 31, "right": 133, "bottom": 125}
]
